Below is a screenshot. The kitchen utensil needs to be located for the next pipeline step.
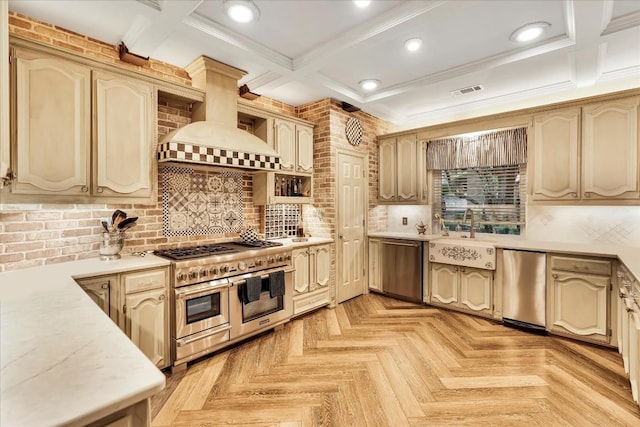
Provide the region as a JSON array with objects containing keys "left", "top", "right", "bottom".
[
  {"left": 112, "top": 209, "right": 127, "bottom": 229},
  {"left": 101, "top": 220, "right": 110, "bottom": 232},
  {"left": 117, "top": 216, "right": 138, "bottom": 231}
]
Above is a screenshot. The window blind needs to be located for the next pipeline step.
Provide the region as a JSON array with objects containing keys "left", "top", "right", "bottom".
[{"left": 432, "top": 164, "right": 526, "bottom": 234}]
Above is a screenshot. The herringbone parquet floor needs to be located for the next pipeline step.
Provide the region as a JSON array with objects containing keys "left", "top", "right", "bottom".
[{"left": 151, "top": 293, "right": 640, "bottom": 426}]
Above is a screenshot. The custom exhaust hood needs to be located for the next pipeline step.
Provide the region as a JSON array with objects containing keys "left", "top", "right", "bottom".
[{"left": 158, "top": 56, "right": 280, "bottom": 171}]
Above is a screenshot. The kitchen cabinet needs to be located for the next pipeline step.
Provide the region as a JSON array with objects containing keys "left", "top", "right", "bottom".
[
  {"left": 76, "top": 266, "right": 170, "bottom": 369},
  {"left": 274, "top": 118, "right": 314, "bottom": 174},
  {"left": 616, "top": 264, "right": 640, "bottom": 407},
  {"left": 377, "top": 134, "right": 427, "bottom": 204},
  {"left": 292, "top": 244, "right": 331, "bottom": 316},
  {"left": 547, "top": 255, "right": 612, "bottom": 344},
  {"left": 429, "top": 262, "right": 493, "bottom": 317},
  {"left": 7, "top": 42, "right": 157, "bottom": 203},
  {"left": 253, "top": 171, "right": 312, "bottom": 205},
  {"left": 367, "top": 238, "right": 381, "bottom": 292},
  {"left": 530, "top": 96, "right": 640, "bottom": 203}
]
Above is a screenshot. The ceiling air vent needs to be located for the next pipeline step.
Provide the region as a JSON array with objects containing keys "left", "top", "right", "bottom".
[{"left": 450, "top": 85, "right": 484, "bottom": 96}]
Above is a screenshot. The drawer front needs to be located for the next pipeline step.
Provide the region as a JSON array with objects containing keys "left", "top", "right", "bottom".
[
  {"left": 124, "top": 269, "right": 166, "bottom": 294},
  {"left": 293, "top": 289, "right": 329, "bottom": 315},
  {"left": 551, "top": 256, "right": 612, "bottom": 276}
]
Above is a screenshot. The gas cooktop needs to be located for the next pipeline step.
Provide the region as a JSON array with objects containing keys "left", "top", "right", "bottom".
[
  {"left": 154, "top": 244, "right": 238, "bottom": 260},
  {"left": 233, "top": 240, "right": 284, "bottom": 249}
]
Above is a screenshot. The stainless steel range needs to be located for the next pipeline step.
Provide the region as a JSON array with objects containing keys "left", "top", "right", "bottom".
[{"left": 154, "top": 241, "right": 294, "bottom": 371}]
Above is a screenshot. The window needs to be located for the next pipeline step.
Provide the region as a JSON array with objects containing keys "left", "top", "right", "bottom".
[{"left": 433, "top": 164, "right": 526, "bottom": 235}]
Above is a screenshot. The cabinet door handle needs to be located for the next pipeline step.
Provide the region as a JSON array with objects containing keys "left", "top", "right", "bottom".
[
  {"left": 571, "top": 192, "right": 578, "bottom": 198},
  {"left": 101, "top": 283, "right": 109, "bottom": 289},
  {"left": 81, "top": 186, "right": 88, "bottom": 192},
  {"left": 159, "top": 294, "right": 165, "bottom": 301},
  {"left": 339, "top": 234, "right": 344, "bottom": 239},
  {"left": 460, "top": 268, "right": 465, "bottom": 273},
  {"left": 584, "top": 192, "right": 591, "bottom": 198},
  {"left": 552, "top": 273, "right": 559, "bottom": 279},
  {"left": 97, "top": 186, "right": 104, "bottom": 193}
]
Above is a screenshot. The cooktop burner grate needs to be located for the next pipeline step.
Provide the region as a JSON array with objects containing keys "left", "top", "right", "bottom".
[
  {"left": 234, "top": 240, "right": 284, "bottom": 248},
  {"left": 154, "top": 244, "right": 238, "bottom": 260}
]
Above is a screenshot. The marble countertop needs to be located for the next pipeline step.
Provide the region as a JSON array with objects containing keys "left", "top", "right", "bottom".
[
  {"left": 368, "top": 231, "right": 640, "bottom": 280},
  {"left": 0, "top": 254, "right": 170, "bottom": 427},
  {"left": 274, "top": 237, "right": 334, "bottom": 248}
]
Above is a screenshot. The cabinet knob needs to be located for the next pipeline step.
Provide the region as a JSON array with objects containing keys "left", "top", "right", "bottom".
[
  {"left": 552, "top": 273, "right": 559, "bottom": 279},
  {"left": 159, "top": 294, "right": 165, "bottom": 301},
  {"left": 460, "top": 268, "right": 465, "bottom": 273},
  {"left": 81, "top": 186, "right": 88, "bottom": 192},
  {"left": 101, "top": 283, "right": 109, "bottom": 289},
  {"left": 339, "top": 234, "right": 344, "bottom": 239},
  {"left": 97, "top": 186, "right": 104, "bottom": 193},
  {"left": 571, "top": 192, "right": 577, "bottom": 198},
  {"left": 584, "top": 192, "right": 591, "bottom": 198}
]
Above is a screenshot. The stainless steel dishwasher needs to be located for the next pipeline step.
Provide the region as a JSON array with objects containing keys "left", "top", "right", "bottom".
[
  {"left": 502, "top": 250, "right": 547, "bottom": 334},
  {"left": 381, "top": 239, "right": 422, "bottom": 302}
]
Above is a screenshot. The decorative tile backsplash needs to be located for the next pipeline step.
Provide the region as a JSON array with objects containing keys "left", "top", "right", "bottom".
[
  {"left": 161, "top": 166, "right": 244, "bottom": 237},
  {"left": 264, "top": 204, "right": 301, "bottom": 239}
]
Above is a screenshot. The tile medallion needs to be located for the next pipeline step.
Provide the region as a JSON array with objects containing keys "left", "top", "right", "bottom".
[{"left": 162, "top": 166, "right": 244, "bottom": 237}]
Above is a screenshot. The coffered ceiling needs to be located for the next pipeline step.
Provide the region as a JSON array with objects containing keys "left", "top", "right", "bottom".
[{"left": 8, "top": 0, "right": 640, "bottom": 128}]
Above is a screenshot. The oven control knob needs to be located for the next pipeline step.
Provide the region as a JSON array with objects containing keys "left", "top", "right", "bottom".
[
  {"left": 177, "top": 273, "right": 187, "bottom": 282},
  {"left": 238, "top": 261, "right": 247, "bottom": 271},
  {"left": 285, "top": 254, "right": 292, "bottom": 261},
  {"left": 209, "top": 266, "right": 219, "bottom": 275},
  {"left": 276, "top": 254, "right": 283, "bottom": 262},
  {"left": 221, "top": 265, "right": 229, "bottom": 273},
  {"left": 267, "top": 256, "right": 274, "bottom": 264},
  {"left": 199, "top": 269, "right": 207, "bottom": 278},
  {"left": 189, "top": 270, "right": 198, "bottom": 280},
  {"left": 255, "top": 259, "right": 263, "bottom": 267}
]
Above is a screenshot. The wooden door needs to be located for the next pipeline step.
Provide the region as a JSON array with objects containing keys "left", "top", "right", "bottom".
[
  {"left": 396, "top": 134, "right": 418, "bottom": 201},
  {"left": 93, "top": 70, "right": 154, "bottom": 198},
  {"left": 337, "top": 151, "right": 366, "bottom": 303},
  {"left": 124, "top": 287, "right": 168, "bottom": 368},
  {"left": 530, "top": 108, "right": 580, "bottom": 201},
  {"left": 13, "top": 47, "right": 90, "bottom": 195},
  {"left": 274, "top": 119, "right": 296, "bottom": 171},
  {"left": 293, "top": 248, "right": 310, "bottom": 294},
  {"left": 313, "top": 244, "right": 331, "bottom": 290},
  {"left": 549, "top": 271, "right": 609, "bottom": 343},
  {"left": 582, "top": 97, "right": 639, "bottom": 200},
  {"left": 430, "top": 263, "right": 458, "bottom": 305},
  {"left": 378, "top": 137, "right": 396, "bottom": 202},
  {"left": 459, "top": 267, "right": 492, "bottom": 315},
  {"left": 296, "top": 124, "right": 313, "bottom": 173}
]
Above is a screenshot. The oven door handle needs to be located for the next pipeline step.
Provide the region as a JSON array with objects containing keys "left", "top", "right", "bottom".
[
  {"left": 176, "top": 281, "right": 230, "bottom": 299},
  {"left": 176, "top": 324, "right": 232, "bottom": 347},
  {"left": 230, "top": 268, "right": 294, "bottom": 286}
]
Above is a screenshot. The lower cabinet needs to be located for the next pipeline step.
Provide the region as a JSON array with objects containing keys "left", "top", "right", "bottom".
[
  {"left": 617, "top": 264, "right": 640, "bottom": 405},
  {"left": 76, "top": 266, "right": 170, "bottom": 369},
  {"left": 547, "top": 255, "right": 612, "bottom": 344},
  {"left": 292, "top": 244, "right": 331, "bottom": 316},
  {"left": 429, "top": 263, "right": 493, "bottom": 317},
  {"left": 368, "top": 238, "right": 381, "bottom": 292}
]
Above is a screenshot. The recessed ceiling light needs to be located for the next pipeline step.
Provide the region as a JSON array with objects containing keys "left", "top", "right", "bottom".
[
  {"left": 404, "top": 38, "right": 422, "bottom": 52},
  {"left": 359, "top": 79, "right": 380, "bottom": 91},
  {"left": 510, "top": 22, "right": 550, "bottom": 42},
  {"left": 224, "top": 0, "right": 260, "bottom": 23},
  {"left": 353, "top": 0, "right": 371, "bottom": 8}
]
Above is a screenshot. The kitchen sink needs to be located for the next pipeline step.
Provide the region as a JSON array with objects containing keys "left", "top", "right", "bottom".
[{"left": 428, "top": 238, "right": 496, "bottom": 270}]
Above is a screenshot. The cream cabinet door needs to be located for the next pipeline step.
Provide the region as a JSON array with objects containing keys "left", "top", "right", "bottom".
[
  {"left": 296, "top": 124, "right": 313, "bottom": 173},
  {"left": 124, "top": 287, "right": 168, "bottom": 368},
  {"left": 378, "top": 137, "right": 396, "bottom": 202},
  {"left": 293, "top": 248, "right": 310, "bottom": 294},
  {"left": 396, "top": 134, "right": 418, "bottom": 202},
  {"left": 93, "top": 70, "right": 155, "bottom": 199},
  {"left": 430, "top": 263, "right": 458, "bottom": 305},
  {"left": 368, "top": 238, "right": 381, "bottom": 291},
  {"left": 459, "top": 267, "right": 492, "bottom": 314},
  {"left": 582, "top": 97, "right": 640, "bottom": 200},
  {"left": 77, "top": 276, "right": 115, "bottom": 317},
  {"left": 530, "top": 108, "right": 580, "bottom": 201},
  {"left": 12, "top": 47, "right": 90, "bottom": 195},
  {"left": 311, "top": 244, "right": 331, "bottom": 291},
  {"left": 274, "top": 119, "right": 296, "bottom": 171},
  {"left": 630, "top": 310, "right": 640, "bottom": 403},
  {"left": 548, "top": 271, "right": 609, "bottom": 343}
]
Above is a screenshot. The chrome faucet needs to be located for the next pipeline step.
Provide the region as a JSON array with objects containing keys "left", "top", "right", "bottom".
[{"left": 462, "top": 208, "right": 476, "bottom": 239}]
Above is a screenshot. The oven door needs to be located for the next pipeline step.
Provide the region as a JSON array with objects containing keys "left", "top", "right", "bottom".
[
  {"left": 229, "top": 268, "right": 293, "bottom": 339},
  {"left": 174, "top": 278, "right": 230, "bottom": 340}
]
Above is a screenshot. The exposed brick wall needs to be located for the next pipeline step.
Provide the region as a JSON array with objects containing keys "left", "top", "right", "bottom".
[
  {"left": 8, "top": 12, "right": 191, "bottom": 86},
  {"left": 239, "top": 97, "right": 296, "bottom": 117}
]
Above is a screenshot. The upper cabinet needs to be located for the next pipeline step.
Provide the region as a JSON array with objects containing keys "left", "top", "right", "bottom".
[
  {"left": 377, "top": 133, "right": 427, "bottom": 204},
  {"left": 530, "top": 96, "right": 640, "bottom": 203},
  {"left": 5, "top": 40, "right": 158, "bottom": 204},
  {"left": 274, "top": 118, "right": 313, "bottom": 174}
]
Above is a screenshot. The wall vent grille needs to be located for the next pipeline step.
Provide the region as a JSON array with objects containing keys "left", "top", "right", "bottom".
[{"left": 451, "top": 85, "right": 484, "bottom": 96}]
